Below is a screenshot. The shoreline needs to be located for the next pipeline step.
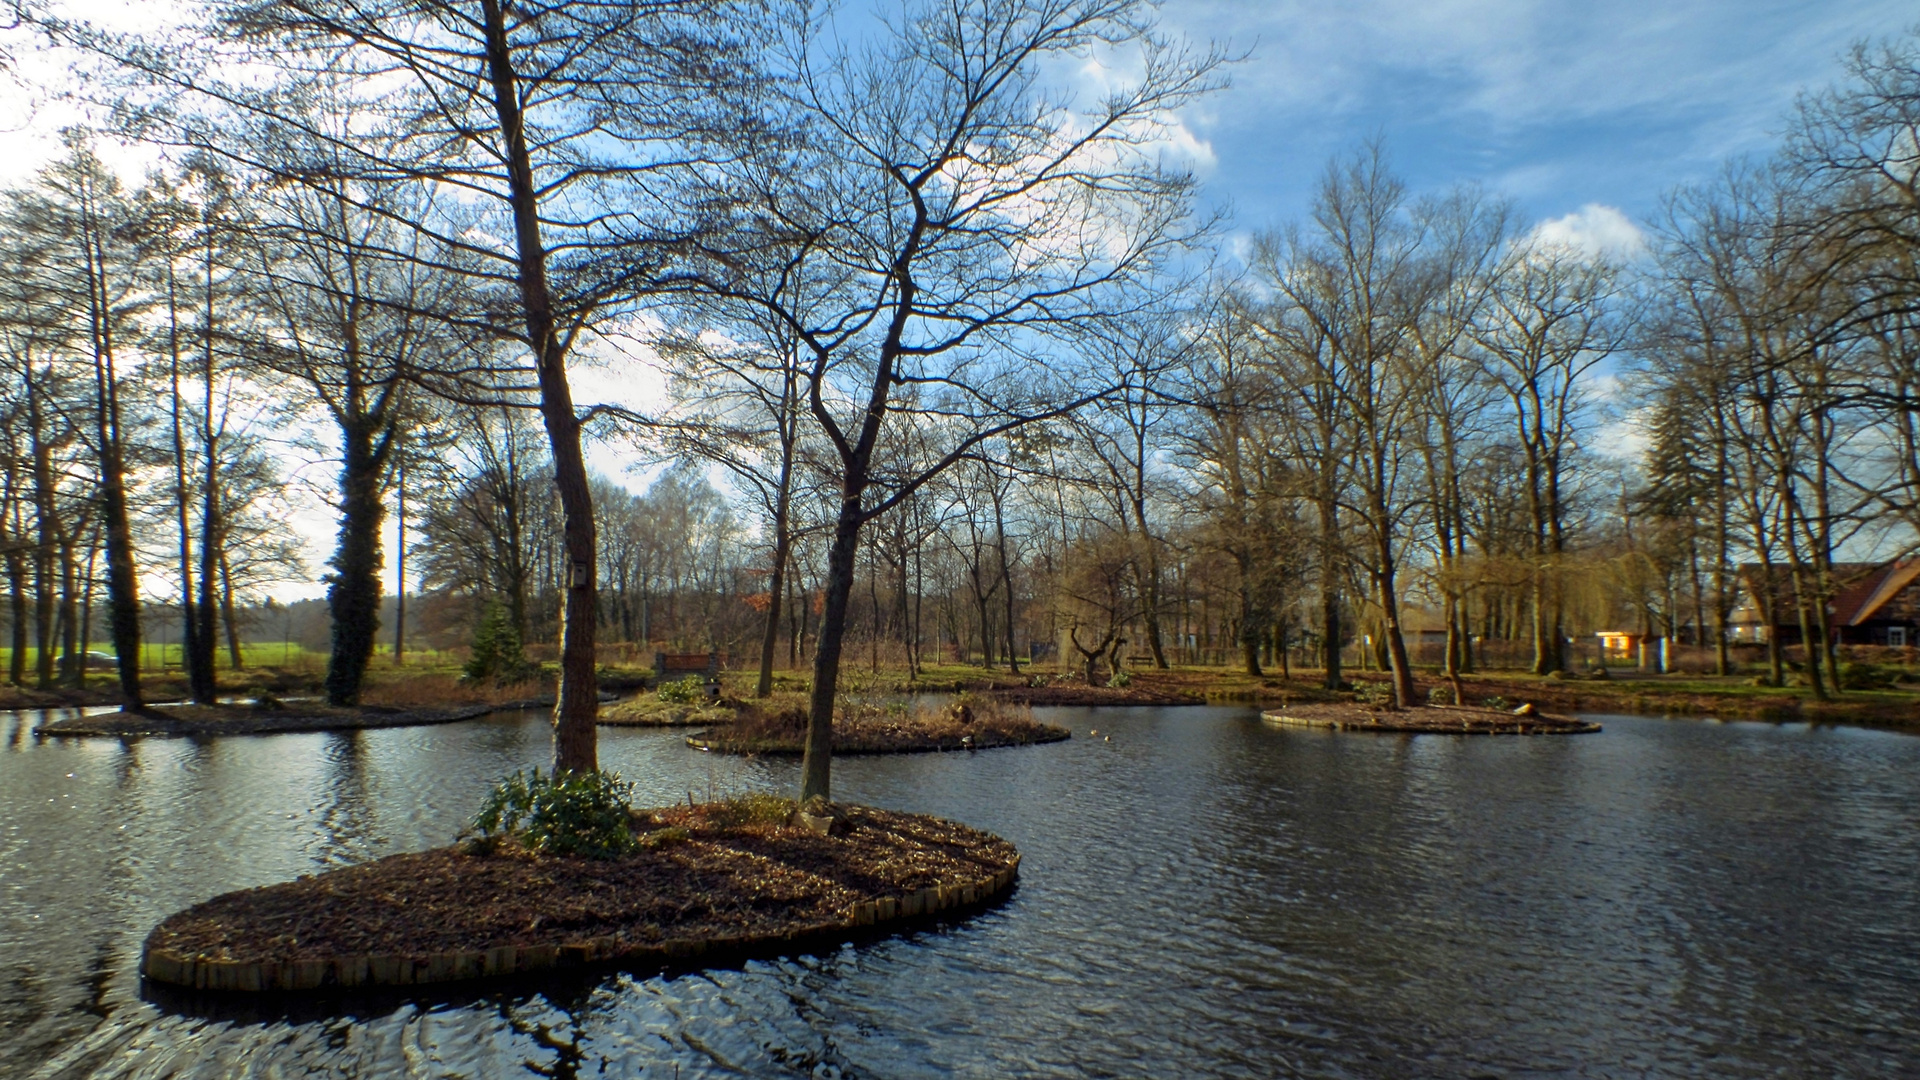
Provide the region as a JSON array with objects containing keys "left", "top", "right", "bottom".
[
  {"left": 685, "top": 723, "right": 1072, "bottom": 755},
  {"left": 33, "top": 702, "right": 518, "bottom": 738},
  {"left": 1259, "top": 702, "right": 1600, "bottom": 734},
  {"left": 15, "top": 672, "right": 1914, "bottom": 738}
]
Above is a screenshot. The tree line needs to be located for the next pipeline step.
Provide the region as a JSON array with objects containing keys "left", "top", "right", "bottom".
[{"left": 9, "top": 3, "right": 1920, "bottom": 794}]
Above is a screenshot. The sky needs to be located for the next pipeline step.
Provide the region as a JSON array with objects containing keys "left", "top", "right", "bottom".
[
  {"left": 1161, "top": 0, "right": 1916, "bottom": 239},
  {"left": 1, "top": 1, "right": 1915, "bottom": 598}
]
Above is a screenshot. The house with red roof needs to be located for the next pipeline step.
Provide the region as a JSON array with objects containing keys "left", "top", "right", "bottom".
[{"left": 1730, "top": 561, "right": 1920, "bottom": 647}]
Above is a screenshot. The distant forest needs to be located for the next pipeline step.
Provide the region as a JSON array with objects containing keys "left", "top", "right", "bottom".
[{"left": 5, "top": 4, "right": 1919, "bottom": 722}]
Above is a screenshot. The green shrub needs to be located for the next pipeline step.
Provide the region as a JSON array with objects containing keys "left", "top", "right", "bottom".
[
  {"left": 1483, "top": 695, "right": 1509, "bottom": 710},
  {"left": 1107, "top": 667, "right": 1132, "bottom": 689},
  {"left": 656, "top": 677, "right": 700, "bottom": 704},
  {"left": 1839, "top": 662, "right": 1897, "bottom": 690},
  {"left": 470, "top": 768, "right": 637, "bottom": 859},
  {"left": 464, "top": 599, "right": 533, "bottom": 683},
  {"left": 1427, "top": 685, "right": 1457, "bottom": 705},
  {"left": 1354, "top": 681, "right": 1393, "bottom": 706}
]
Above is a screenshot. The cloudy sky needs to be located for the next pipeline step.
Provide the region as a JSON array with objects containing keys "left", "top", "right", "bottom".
[
  {"left": 7, "top": 2, "right": 1912, "bottom": 233},
  {"left": 1162, "top": 0, "right": 1915, "bottom": 239},
  {"left": 2, "top": 1, "right": 1914, "bottom": 597}
]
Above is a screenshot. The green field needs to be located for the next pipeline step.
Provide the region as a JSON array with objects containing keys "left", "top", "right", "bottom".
[{"left": 0, "top": 642, "right": 466, "bottom": 672}]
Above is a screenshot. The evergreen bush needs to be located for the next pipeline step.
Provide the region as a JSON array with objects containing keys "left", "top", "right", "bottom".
[
  {"left": 469, "top": 768, "right": 637, "bottom": 859},
  {"left": 463, "top": 599, "right": 532, "bottom": 683}
]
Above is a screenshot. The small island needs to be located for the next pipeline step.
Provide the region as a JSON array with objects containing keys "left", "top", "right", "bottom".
[
  {"left": 683, "top": 694, "right": 1071, "bottom": 755},
  {"left": 140, "top": 796, "right": 1019, "bottom": 993},
  {"left": 1261, "top": 702, "right": 1600, "bottom": 734},
  {"left": 36, "top": 701, "right": 505, "bottom": 738}
]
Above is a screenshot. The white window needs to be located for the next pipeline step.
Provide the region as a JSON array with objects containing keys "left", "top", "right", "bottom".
[{"left": 1889, "top": 627, "right": 1908, "bottom": 648}]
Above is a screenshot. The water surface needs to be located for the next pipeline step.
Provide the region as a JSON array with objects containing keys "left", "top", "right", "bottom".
[{"left": 3, "top": 707, "right": 1916, "bottom": 1078}]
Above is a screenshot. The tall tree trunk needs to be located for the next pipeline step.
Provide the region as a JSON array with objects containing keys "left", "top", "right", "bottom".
[
  {"left": 869, "top": 544, "right": 884, "bottom": 674},
  {"left": 1754, "top": 567, "right": 1785, "bottom": 687},
  {"left": 27, "top": 379, "right": 58, "bottom": 691},
  {"left": 77, "top": 537, "right": 97, "bottom": 684},
  {"left": 1237, "top": 552, "right": 1261, "bottom": 677},
  {"left": 911, "top": 533, "right": 924, "bottom": 678},
  {"left": 1442, "top": 593, "right": 1465, "bottom": 705},
  {"left": 394, "top": 453, "right": 406, "bottom": 667},
  {"left": 801, "top": 502, "right": 863, "bottom": 804},
  {"left": 993, "top": 483, "right": 1020, "bottom": 675},
  {"left": 1375, "top": 519, "right": 1417, "bottom": 709},
  {"left": 482, "top": 0, "right": 598, "bottom": 773},
  {"left": 85, "top": 235, "right": 143, "bottom": 711},
  {"left": 756, "top": 525, "right": 789, "bottom": 698},
  {"left": 1792, "top": 591, "right": 1826, "bottom": 701},
  {"left": 197, "top": 469, "right": 221, "bottom": 684},
  {"left": 194, "top": 255, "right": 223, "bottom": 697},
  {"left": 218, "top": 551, "right": 242, "bottom": 670},
  {"left": 1319, "top": 497, "right": 1343, "bottom": 690},
  {"left": 169, "top": 295, "right": 216, "bottom": 702},
  {"left": 57, "top": 537, "right": 78, "bottom": 688},
  {"left": 1530, "top": 570, "right": 1554, "bottom": 675},
  {"left": 973, "top": 566, "right": 994, "bottom": 670},
  {"left": 325, "top": 418, "right": 385, "bottom": 706},
  {"left": 6, "top": 550, "right": 25, "bottom": 686},
  {"left": 1712, "top": 554, "right": 1732, "bottom": 677}
]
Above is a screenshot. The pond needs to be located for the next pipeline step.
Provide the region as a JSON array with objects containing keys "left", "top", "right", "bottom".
[{"left": 2, "top": 706, "right": 1916, "bottom": 1078}]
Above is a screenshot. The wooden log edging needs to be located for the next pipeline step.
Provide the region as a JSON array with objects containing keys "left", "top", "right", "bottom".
[{"left": 139, "top": 856, "right": 1020, "bottom": 994}]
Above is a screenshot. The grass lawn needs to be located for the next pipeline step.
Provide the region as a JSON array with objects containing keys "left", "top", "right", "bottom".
[
  {"left": 705, "top": 659, "right": 1920, "bottom": 727},
  {"left": 8, "top": 642, "right": 1913, "bottom": 728},
  {"left": 0, "top": 643, "right": 473, "bottom": 673}
]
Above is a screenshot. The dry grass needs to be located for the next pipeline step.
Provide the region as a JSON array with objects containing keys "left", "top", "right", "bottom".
[
  {"left": 703, "top": 693, "right": 1069, "bottom": 754},
  {"left": 358, "top": 671, "right": 550, "bottom": 709},
  {"left": 600, "top": 695, "right": 737, "bottom": 727}
]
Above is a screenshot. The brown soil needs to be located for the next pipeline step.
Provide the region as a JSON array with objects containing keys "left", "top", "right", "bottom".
[
  {"left": 1260, "top": 702, "right": 1600, "bottom": 734},
  {"left": 142, "top": 804, "right": 1018, "bottom": 991},
  {"left": 686, "top": 697, "right": 1070, "bottom": 755},
  {"left": 36, "top": 702, "right": 502, "bottom": 737}
]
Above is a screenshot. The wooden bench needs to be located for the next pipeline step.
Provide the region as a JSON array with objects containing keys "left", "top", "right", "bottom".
[{"left": 654, "top": 651, "right": 727, "bottom": 682}]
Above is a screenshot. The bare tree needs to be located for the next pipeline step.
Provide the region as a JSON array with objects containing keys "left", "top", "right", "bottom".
[
  {"left": 1472, "top": 239, "right": 1622, "bottom": 675},
  {"left": 685, "top": 0, "right": 1222, "bottom": 804},
  {"left": 1257, "top": 150, "right": 1433, "bottom": 707},
  {"left": 652, "top": 312, "right": 820, "bottom": 697},
  {"left": 21, "top": 136, "right": 151, "bottom": 709},
  {"left": 51, "top": 0, "right": 766, "bottom": 768},
  {"left": 244, "top": 177, "right": 468, "bottom": 704}
]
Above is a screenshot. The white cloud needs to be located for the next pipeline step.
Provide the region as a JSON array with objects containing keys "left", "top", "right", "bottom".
[
  {"left": 1590, "top": 405, "right": 1651, "bottom": 463},
  {"left": 1530, "top": 203, "right": 1646, "bottom": 261},
  {"left": 1170, "top": 0, "right": 1910, "bottom": 131}
]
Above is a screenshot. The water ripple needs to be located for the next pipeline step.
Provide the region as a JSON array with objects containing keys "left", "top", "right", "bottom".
[{"left": 3, "top": 708, "right": 1919, "bottom": 1077}]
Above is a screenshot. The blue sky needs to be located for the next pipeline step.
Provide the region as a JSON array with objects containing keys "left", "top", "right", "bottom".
[
  {"left": 6, "top": 2, "right": 1911, "bottom": 235},
  {"left": 1158, "top": 0, "right": 1917, "bottom": 238}
]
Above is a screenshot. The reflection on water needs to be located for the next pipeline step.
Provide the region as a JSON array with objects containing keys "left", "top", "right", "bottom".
[{"left": 3, "top": 707, "right": 1918, "bottom": 1078}]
